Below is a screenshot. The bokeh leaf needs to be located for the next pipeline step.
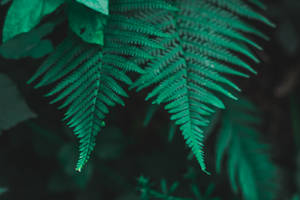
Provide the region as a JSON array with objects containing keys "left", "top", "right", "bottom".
[
  {"left": 95, "top": 127, "right": 126, "bottom": 160},
  {"left": 215, "top": 97, "right": 278, "bottom": 200},
  {"left": 0, "top": 187, "right": 7, "bottom": 196},
  {"left": 292, "top": 194, "right": 300, "bottom": 200},
  {"left": 0, "top": 0, "right": 10, "bottom": 5},
  {"left": 143, "top": 104, "right": 159, "bottom": 127},
  {"left": 0, "top": 74, "right": 36, "bottom": 134},
  {"left": 0, "top": 22, "right": 55, "bottom": 59}
]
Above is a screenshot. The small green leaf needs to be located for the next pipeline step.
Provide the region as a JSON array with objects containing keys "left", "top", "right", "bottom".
[
  {"left": 3, "top": 0, "right": 43, "bottom": 42},
  {"left": 76, "top": 0, "right": 108, "bottom": 15},
  {"left": 0, "top": 73, "right": 37, "bottom": 135},
  {"left": 2, "top": 0, "right": 64, "bottom": 42},
  {"left": 29, "top": 40, "right": 53, "bottom": 58},
  {"left": 42, "top": 0, "right": 65, "bottom": 16},
  {"left": 67, "top": 3, "right": 106, "bottom": 45},
  {"left": 0, "top": 22, "right": 55, "bottom": 59}
]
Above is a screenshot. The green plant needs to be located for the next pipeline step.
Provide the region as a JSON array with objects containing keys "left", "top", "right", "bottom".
[
  {"left": 137, "top": 176, "right": 220, "bottom": 200},
  {"left": 215, "top": 96, "right": 278, "bottom": 200},
  {"left": 0, "top": 0, "right": 281, "bottom": 199},
  {"left": 131, "top": 0, "right": 275, "bottom": 174}
]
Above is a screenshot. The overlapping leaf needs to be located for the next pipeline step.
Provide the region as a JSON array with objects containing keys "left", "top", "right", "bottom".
[
  {"left": 76, "top": 0, "right": 109, "bottom": 15},
  {"left": 2, "top": 0, "right": 63, "bottom": 42},
  {"left": 0, "top": 74, "right": 36, "bottom": 135},
  {"left": 0, "top": 22, "right": 55, "bottom": 59},
  {"left": 67, "top": 2, "right": 106, "bottom": 45},
  {"left": 28, "top": 0, "right": 172, "bottom": 171},
  {"left": 132, "top": 0, "right": 273, "bottom": 173},
  {"left": 215, "top": 97, "right": 278, "bottom": 200}
]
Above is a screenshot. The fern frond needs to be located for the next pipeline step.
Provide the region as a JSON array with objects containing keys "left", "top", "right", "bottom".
[
  {"left": 132, "top": 0, "right": 272, "bottom": 173},
  {"left": 28, "top": 0, "right": 171, "bottom": 171},
  {"left": 28, "top": 34, "right": 128, "bottom": 171},
  {"left": 215, "top": 97, "right": 278, "bottom": 200}
]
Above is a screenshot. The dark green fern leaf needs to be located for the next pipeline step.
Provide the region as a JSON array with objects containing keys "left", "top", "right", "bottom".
[
  {"left": 215, "top": 97, "right": 278, "bottom": 200},
  {"left": 28, "top": 34, "right": 131, "bottom": 172},
  {"left": 27, "top": 0, "right": 171, "bottom": 171},
  {"left": 132, "top": 0, "right": 272, "bottom": 173}
]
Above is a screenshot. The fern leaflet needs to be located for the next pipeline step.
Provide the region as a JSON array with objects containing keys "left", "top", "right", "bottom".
[
  {"left": 27, "top": 0, "right": 170, "bottom": 171},
  {"left": 132, "top": 0, "right": 272, "bottom": 173}
]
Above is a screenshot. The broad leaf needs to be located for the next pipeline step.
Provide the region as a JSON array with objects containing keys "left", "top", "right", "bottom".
[
  {"left": 42, "top": 0, "right": 65, "bottom": 16},
  {"left": 76, "top": 0, "right": 108, "bottom": 15},
  {"left": 68, "top": 3, "right": 106, "bottom": 45},
  {"left": 0, "top": 74, "right": 36, "bottom": 135},
  {"left": 2, "top": 0, "right": 64, "bottom": 42},
  {"left": 0, "top": 23, "right": 55, "bottom": 59}
]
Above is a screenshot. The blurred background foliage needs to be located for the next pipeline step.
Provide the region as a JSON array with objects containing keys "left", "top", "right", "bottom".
[{"left": 1, "top": 0, "right": 300, "bottom": 199}]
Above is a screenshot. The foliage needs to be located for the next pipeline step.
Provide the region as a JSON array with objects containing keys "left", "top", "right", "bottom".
[
  {"left": 215, "top": 97, "right": 278, "bottom": 200},
  {"left": 2, "top": 0, "right": 63, "bottom": 42},
  {"left": 1, "top": 0, "right": 273, "bottom": 173},
  {"left": 137, "top": 176, "right": 220, "bottom": 200},
  {"left": 26, "top": 0, "right": 169, "bottom": 171},
  {"left": 2, "top": 0, "right": 296, "bottom": 199},
  {"left": 0, "top": 187, "right": 8, "bottom": 196},
  {"left": 0, "top": 73, "right": 36, "bottom": 135},
  {"left": 67, "top": 2, "right": 107, "bottom": 45},
  {"left": 76, "top": 0, "right": 109, "bottom": 15},
  {"left": 292, "top": 195, "right": 300, "bottom": 200},
  {"left": 0, "top": 22, "right": 56, "bottom": 59},
  {"left": 132, "top": 0, "right": 273, "bottom": 173}
]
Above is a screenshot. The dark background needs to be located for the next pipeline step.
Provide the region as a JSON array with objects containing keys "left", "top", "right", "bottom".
[{"left": 0, "top": 0, "right": 300, "bottom": 199}]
